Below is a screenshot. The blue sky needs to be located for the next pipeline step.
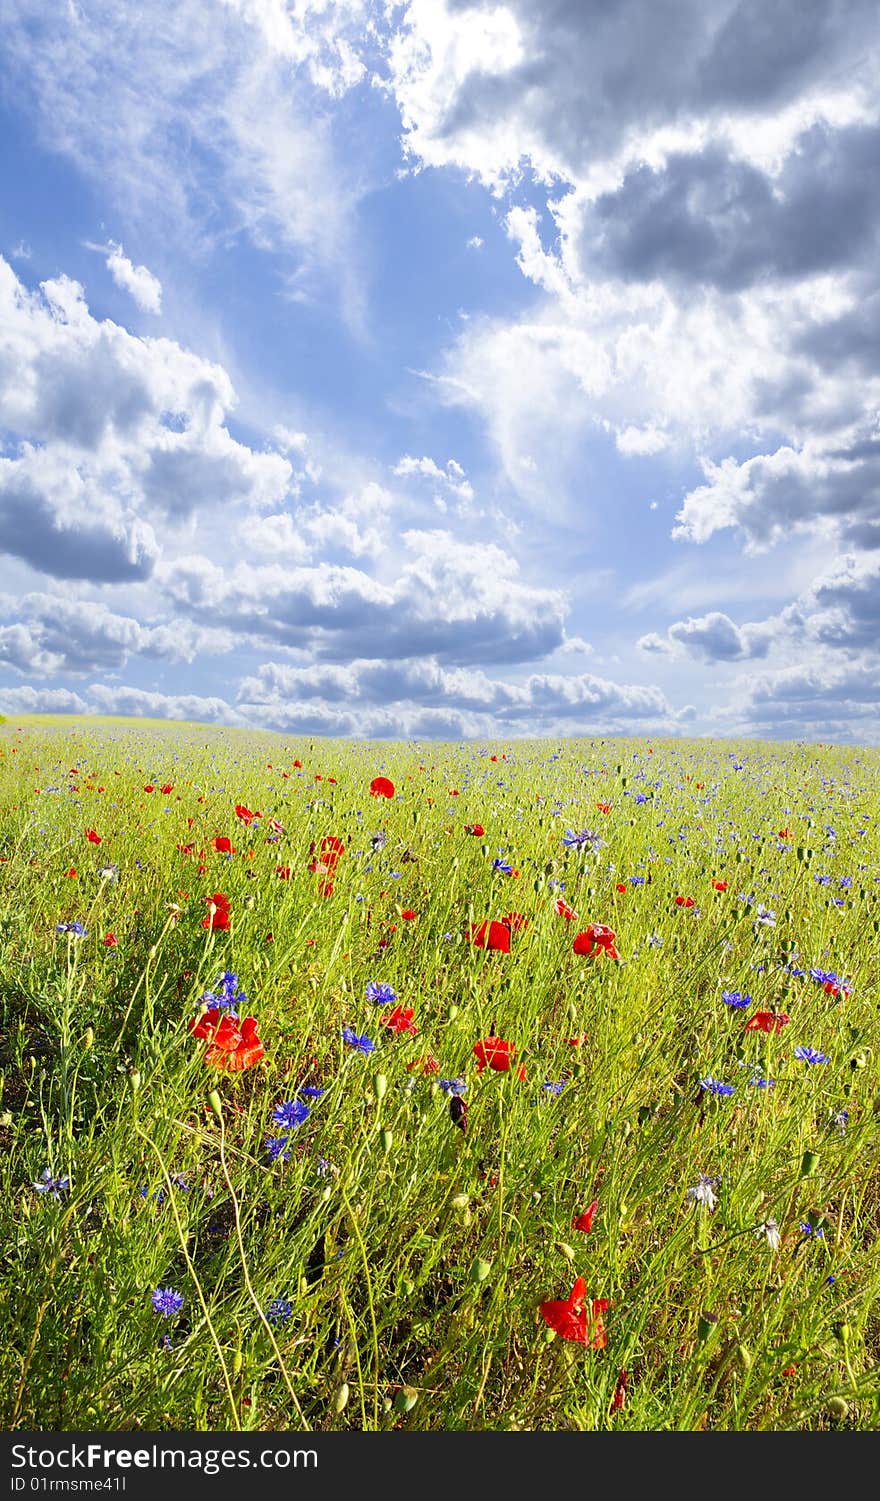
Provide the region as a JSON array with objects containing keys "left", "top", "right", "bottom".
[{"left": 0, "top": 0, "right": 878, "bottom": 741}]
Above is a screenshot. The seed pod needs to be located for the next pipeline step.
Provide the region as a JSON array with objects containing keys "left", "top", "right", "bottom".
[
  {"left": 469, "top": 1257, "right": 492, "bottom": 1284},
  {"left": 373, "top": 1073, "right": 388, "bottom": 1101},
  {"left": 333, "top": 1382, "right": 350, "bottom": 1414},
  {"left": 393, "top": 1386, "right": 418, "bottom": 1413},
  {"left": 827, "top": 1396, "right": 849, "bottom": 1419}
]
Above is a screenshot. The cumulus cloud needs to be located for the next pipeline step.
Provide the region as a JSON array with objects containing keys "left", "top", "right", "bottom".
[
  {"left": 0, "top": 593, "right": 235, "bottom": 675},
  {"left": 160, "top": 528, "right": 568, "bottom": 663},
  {"left": 0, "top": 256, "right": 291, "bottom": 580},
  {"left": 103, "top": 241, "right": 163, "bottom": 312},
  {"left": 718, "top": 657, "right": 880, "bottom": 740},
  {"left": 238, "top": 653, "right": 677, "bottom": 737},
  {"left": 0, "top": 685, "right": 90, "bottom": 715}
]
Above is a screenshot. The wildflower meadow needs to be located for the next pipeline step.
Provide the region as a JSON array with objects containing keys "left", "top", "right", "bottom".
[{"left": 2, "top": 717, "right": 879, "bottom": 1432}]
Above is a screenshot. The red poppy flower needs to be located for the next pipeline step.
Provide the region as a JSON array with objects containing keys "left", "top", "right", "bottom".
[
  {"left": 211, "top": 836, "right": 235, "bottom": 855},
  {"left": 467, "top": 920, "right": 511, "bottom": 953},
  {"left": 555, "top": 898, "right": 578, "bottom": 921},
  {"left": 143, "top": 784, "right": 154, "bottom": 793},
  {"left": 66, "top": 867, "right": 77, "bottom": 878},
  {"left": 465, "top": 823, "right": 486, "bottom": 837},
  {"left": 161, "top": 784, "right": 174, "bottom": 795},
  {"left": 568, "top": 1032, "right": 588, "bottom": 1047},
  {"left": 572, "top": 924, "right": 619, "bottom": 960},
  {"left": 190, "top": 1011, "right": 265, "bottom": 1071},
  {"left": 473, "top": 1035, "right": 516, "bottom": 1072},
  {"left": 318, "top": 880, "right": 334, "bottom": 898},
  {"left": 674, "top": 895, "right": 695, "bottom": 907},
  {"left": 712, "top": 880, "right": 728, "bottom": 891},
  {"left": 321, "top": 834, "right": 345, "bottom": 861},
  {"left": 85, "top": 829, "right": 102, "bottom": 844},
  {"left": 778, "top": 828, "right": 792, "bottom": 839},
  {"left": 370, "top": 777, "right": 395, "bottom": 798},
  {"left": 572, "top": 1200, "right": 598, "bottom": 1234},
  {"left": 615, "top": 882, "right": 627, "bottom": 893},
  {"left": 596, "top": 802, "right": 611, "bottom": 815},
  {"left": 209, "top": 892, "right": 231, "bottom": 909},
  {"left": 293, "top": 759, "right": 302, "bottom": 768},
  {"left": 275, "top": 865, "right": 292, "bottom": 879},
  {"left": 744, "top": 1010, "right": 790, "bottom": 1034},
  {"left": 540, "top": 1276, "right": 608, "bottom": 1347},
  {"left": 103, "top": 933, "right": 117, "bottom": 948},
  {"left": 202, "top": 893, "right": 231, "bottom": 930},
  {"left": 235, "top": 804, "right": 254, "bottom": 823},
  {"left": 401, "top": 908, "right": 418, "bottom": 920},
  {"left": 407, "top": 1054, "right": 440, "bottom": 1075},
  {"left": 177, "top": 842, "right": 196, "bottom": 855},
  {"left": 380, "top": 1005, "right": 419, "bottom": 1036},
  {"left": 502, "top": 911, "right": 528, "bottom": 932}
]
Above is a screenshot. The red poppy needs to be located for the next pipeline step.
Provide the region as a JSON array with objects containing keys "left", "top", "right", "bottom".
[
  {"left": 370, "top": 777, "right": 395, "bottom": 798},
  {"left": 85, "top": 829, "right": 102, "bottom": 844},
  {"left": 235, "top": 804, "right": 255, "bottom": 823},
  {"left": 572, "top": 1200, "right": 598, "bottom": 1234},
  {"left": 615, "top": 883, "right": 627, "bottom": 893},
  {"left": 211, "top": 836, "right": 235, "bottom": 855},
  {"left": 572, "top": 924, "right": 619, "bottom": 960},
  {"left": 66, "top": 867, "right": 77, "bottom": 878},
  {"left": 275, "top": 865, "right": 292, "bottom": 879},
  {"left": 380, "top": 1005, "right": 419, "bottom": 1036},
  {"left": 103, "top": 933, "right": 118, "bottom": 948},
  {"left": 555, "top": 898, "right": 578, "bottom": 921},
  {"left": 143, "top": 784, "right": 154, "bottom": 793},
  {"left": 674, "top": 895, "right": 695, "bottom": 907},
  {"left": 407, "top": 1054, "right": 440, "bottom": 1075},
  {"left": 568, "top": 1033, "right": 588, "bottom": 1047},
  {"left": 473, "top": 1035, "right": 516, "bottom": 1073},
  {"left": 161, "top": 784, "right": 174, "bottom": 795},
  {"left": 293, "top": 759, "right": 302, "bottom": 768},
  {"left": 401, "top": 908, "right": 418, "bottom": 920},
  {"left": 502, "top": 911, "right": 528, "bottom": 932},
  {"left": 190, "top": 1011, "right": 264, "bottom": 1071},
  {"left": 540, "top": 1276, "right": 608, "bottom": 1347},
  {"left": 778, "top": 828, "right": 792, "bottom": 839},
  {"left": 202, "top": 893, "right": 231, "bottom": 930},
  {"left": 209, "top": 892, "right": 231, "bottom": 909},
  {"left": 467, "top": 920, "right": 510, "bottom": 953},
  {"left": 596, "top": 802, "right": 611, "bottom": 815},
  {"left": 744, "top": 1010, "right": 790, "bottom": 1034},
  {"left": 318, "top": 880, "right": 334, "bottom": 898},
  {"left": 465, "top": 823, "right": 486, "bottom": 837},
  {"left": 712, "top": 880, "right": 728, "bottom": 891},
  {"left": 321, "top": 835, "right": 345, "bottom": 863},
  {"left": 177, "top": 842, "right": 196, "bottom": 855}
]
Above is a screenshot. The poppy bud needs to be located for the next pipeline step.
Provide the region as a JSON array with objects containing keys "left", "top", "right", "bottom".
[
  {"left": 83, "top": 1027, "right": 94, "bottom": 1051},
  {"left": 799, "top": 1149, "right": 820, "bottom": 1178},
  {"left": 130, "top": 1070, "right": 141, "bottom": 1095},
  {"left": 736, "top": 1343, "right": 753, "bottom": 1372},
  {"left": 373, "top": 1073, "right": 387, "bottom": 1101},
  {"left": 380, "top": 1129, "right": 393, "bottom": 1154},
  {"left": 556, "top": 1242, "right": 577, "bottom": 1263},
  {"left": 697, "top": 1312, "right": 719, "bottom": 1345},
  {"left": 333, "top": 1382, "right": 350, "bottom": 1414},
  {"left": 826, "top": 1396, "right": 849, "bottom": 1419},
  {"left": 393, "top": 1386, "right": 418, "bottom": 1413},
  {"left": 208, "top": 1089, "right": 223, "bottom": 1122},
  {"left": 469, "top": 1257, "right": 492, "bottom": 1284},
  {"left": 232, "top": 1350, "right": 243, "bottom": 1376}
]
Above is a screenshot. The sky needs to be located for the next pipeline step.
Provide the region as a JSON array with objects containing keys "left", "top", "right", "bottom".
[{"left": 0, "top": 0, "right": 878, "bottom": 743}]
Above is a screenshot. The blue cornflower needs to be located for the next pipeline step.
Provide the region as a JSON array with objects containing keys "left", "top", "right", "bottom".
[
  {"left": 492, "top": 857, "right": 514, "bottom": 874},
  {"left": 634, "top": 793, "right": 649, "bottom": 804},
  {"left": 749, "top": 1076, "right": 775, "bottom": 1089},
  {"left": 794, "top": 1046, "right": 829, "bottom": 1064},
  {"left": 56, "top": 921, "right": 86, "bottom": 937},
  {"left": 33, "top": 1168, "right": 70, "bottom": 1198},
  {"left": 722, "top": 990, "right": 751, "bottom": 1008},
  {"left": 438, "top": 1078, "right": 466, "bottom": 1097},
  {"left": 646, "top": 934, "right": 663, "bottom": 948},
  {"left": 754, "top": 905, "right": 776, "bottom": 927},
  {"left": 699, "top": 1077, "right": 735, "bottom": 1097},
  {"left": 299, "top": 1086, "right": 325, "bottom": 1100},
  {"left": 561, "top": 828, "right": 603, "bottom": 851},
  {"left": 799, "top": 1222, "right": 825, "bottom": 1238},
  {"left": 151, "top": 1287, "right": 184, "bottom": 1318},
  {"left": 814, "top": 874, "right": 832, "bottom": 886},
  {"left": 265, "top": 1136, "right": 292, "bottom": 1163},
  {"left": 342, "top": 1027, "right": 376, "bottom": 1054},
  {"left": 266, "top": 1297, "right": 293, "bottom": 1324},
  {"left": 542, "top": 1081, "right": 566, "bottom": 1096},
  {"left": 271, "top": 1100, "right": 310, "bottom": 1131},
  {"left": 365, "top": 981, "right": 397, "bottom": 1005},
  {"left": 629, "top": 875, "right": 645, "bottom": 886}
]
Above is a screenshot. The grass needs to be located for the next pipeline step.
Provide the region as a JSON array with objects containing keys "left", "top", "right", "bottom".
[{"left": 1, "top": 716, "right": 878, "bottom": 1431}]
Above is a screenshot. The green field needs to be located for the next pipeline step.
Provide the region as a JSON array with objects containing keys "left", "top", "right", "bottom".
[{"left": 1, "top": 717, "right": 878, "bottom": 1431}]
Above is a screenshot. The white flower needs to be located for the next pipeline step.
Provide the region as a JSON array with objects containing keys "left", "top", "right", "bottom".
[
  {"left": 686, "top": 1174, "right": 718, "bottom": 1211},
  {"left": 756, "top": 1219, "right": 781, "bottom": 1251}
]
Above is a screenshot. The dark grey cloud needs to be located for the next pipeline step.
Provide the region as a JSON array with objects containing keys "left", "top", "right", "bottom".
[
  {"left": 0, "top": 460, "right": 158, "bottom": 581},
  {"left": 585, "top": 124, "right": 880, "bottom": 291}
]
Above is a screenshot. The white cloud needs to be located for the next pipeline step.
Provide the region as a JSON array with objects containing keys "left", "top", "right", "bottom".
[{"left": 103, "top": 241, "right": 162, "bottom": 313}]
